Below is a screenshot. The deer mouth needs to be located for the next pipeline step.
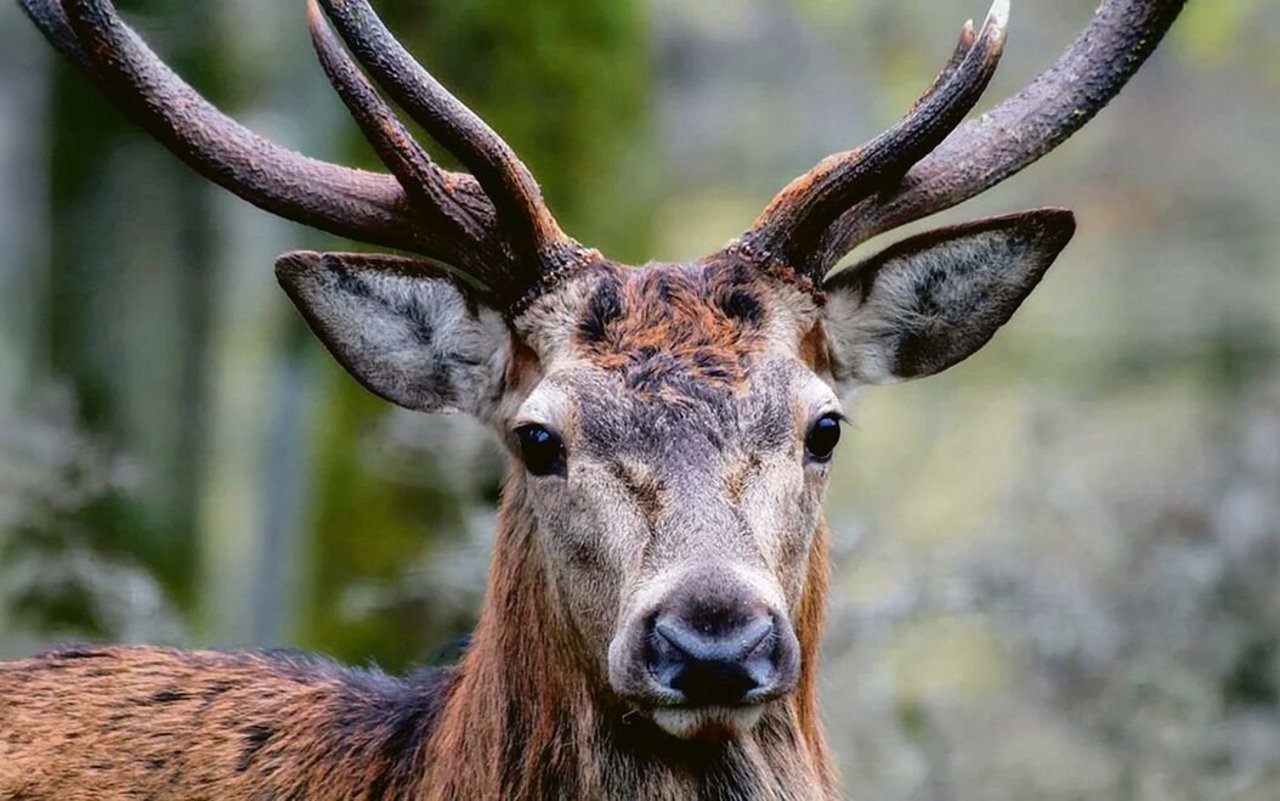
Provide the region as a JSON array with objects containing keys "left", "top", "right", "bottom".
[{"left": 648, "top": 703, "right": 768, "bottom": 740}]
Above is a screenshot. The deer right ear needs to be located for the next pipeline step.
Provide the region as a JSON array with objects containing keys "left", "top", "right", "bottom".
[
  {"left": 276, "top": 252, "right": 510, "bottom": 419},
  {"left": 820, "top": 209, "right": 1076, "bottom": 389}
]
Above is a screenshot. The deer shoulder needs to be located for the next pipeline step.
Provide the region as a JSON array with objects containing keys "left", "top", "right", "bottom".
[{"left": 0, "top": 646, "right": 453, "bottom": 800}]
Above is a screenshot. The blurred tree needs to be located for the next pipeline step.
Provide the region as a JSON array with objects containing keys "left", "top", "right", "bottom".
[{"left": 19, "top": 0, "right": 221, "bottom": 632}]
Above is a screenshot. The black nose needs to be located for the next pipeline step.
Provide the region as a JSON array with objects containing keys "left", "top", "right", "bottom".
[{"left": 647, "top": 611, "right": 777, "bottom": 705}]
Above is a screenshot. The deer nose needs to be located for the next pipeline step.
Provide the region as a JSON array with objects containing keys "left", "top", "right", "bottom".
[{"left": 647, "top": 612, "right": 777, "bottom": 705}]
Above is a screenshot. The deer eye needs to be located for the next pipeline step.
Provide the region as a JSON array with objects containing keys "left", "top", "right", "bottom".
[
  {"left": 515, "top": 424, "right": 566, "bottom": 477},
  {"left": 804, "top": 414, "right": 842, "bottom": 462}
]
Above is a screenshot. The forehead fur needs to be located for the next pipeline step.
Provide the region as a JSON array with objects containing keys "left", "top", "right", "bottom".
[
  {"left": 576, "top": 261, "right": 769, "bottom": 395},
  {"left": 518, "top": 253, "right": 821, "bottom": 380}
]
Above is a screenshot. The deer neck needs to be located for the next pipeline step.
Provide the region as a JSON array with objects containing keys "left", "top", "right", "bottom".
[{"left": 421, "top": 474, "right": 838, "bottom": 800}]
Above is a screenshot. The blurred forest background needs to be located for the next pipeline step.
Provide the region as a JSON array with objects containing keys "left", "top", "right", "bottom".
[{"left": 1, "top": 0, "right": 1278, "bottom": 798}]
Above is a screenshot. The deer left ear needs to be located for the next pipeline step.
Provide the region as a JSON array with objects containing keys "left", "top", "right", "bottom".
[
  {"left": 276, "top": 251, "right": 510, "bottom": 420},
  {"left": 821, "top": 209, "right": 1075, "bottom": 388}
]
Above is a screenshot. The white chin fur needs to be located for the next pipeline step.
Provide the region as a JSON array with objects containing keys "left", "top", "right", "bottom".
[{"left": 650, "top": 705, "right": 766, "bottom": 739}]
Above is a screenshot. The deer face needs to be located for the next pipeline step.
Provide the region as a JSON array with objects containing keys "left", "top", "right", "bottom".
[
  {"left": 276, "top": 209, "right": 1073, "bottom": 739},
  {"left": 512, "top": 259, "right": 833, "bottom": 738}
]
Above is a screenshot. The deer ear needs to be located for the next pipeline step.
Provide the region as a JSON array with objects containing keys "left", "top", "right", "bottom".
[
  {"left": 821, "top": 209, "right": 1075, "bottom": 388},
  {"left": 276, "top": 252, "right": 510, "bottom": 419}
]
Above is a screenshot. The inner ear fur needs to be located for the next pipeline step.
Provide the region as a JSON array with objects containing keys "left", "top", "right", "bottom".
[
  {"left": 821, "top": 208, "right": 1076, "bottom": 387},
  {"left": 276, "top": 251, "right": 510, "bottom": 419}
]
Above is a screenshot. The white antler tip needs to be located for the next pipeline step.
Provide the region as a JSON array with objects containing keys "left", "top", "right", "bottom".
[{"left": 988, "top": 0, "right": 1010, "bottom": 29}]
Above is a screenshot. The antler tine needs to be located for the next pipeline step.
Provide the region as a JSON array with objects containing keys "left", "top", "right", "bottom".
[
  {"left": 51, "top": 0, "right": 527, "bottom": 281},
  {"left": 817, "top": 0, "right": 1187, "bottom": 276},
  {"left": 46, "top": 0, "right": 495, "bottom": 268},
  {"left": 316, "top": 0, "right": 582, "bottom": 276},
  {"left": 17, "top": 0, "right": 94, "bottom": 73},
  {"left": 304, "top": 0, "right": 502, "bottom": 274},
  {"left": 743, "top": 0, "right": 1009, "bottom": 278},
  {"left": 913, "top": 18, "right": 980, "bottom": 114}
]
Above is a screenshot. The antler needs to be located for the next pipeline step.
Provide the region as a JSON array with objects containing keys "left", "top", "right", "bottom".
[
  {"left": 743, "top": 0, "right": 1009, "bottom": 274},
  {"left": 301, "top": 2, "right": 501, "bottom": 268},
  {"left": 313, "top": 0, "right": 576, "bottom": 272},
  {"left": 739, "top": 0, "right": 1187, "bottom": 282},
  {"left": 18, "top": 0, "right": 585, "bottom": 308}
]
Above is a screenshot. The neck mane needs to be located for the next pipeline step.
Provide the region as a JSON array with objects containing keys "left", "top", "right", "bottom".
[{"left": 419, "top": 474, "right": 838, "bottom": 800}]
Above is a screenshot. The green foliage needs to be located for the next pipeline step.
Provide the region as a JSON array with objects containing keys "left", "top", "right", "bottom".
[
  {"left": 38, "top": 0, "right": 222, "bottom": 620},
  {"left": 384, "top": 0, "right": 654, "bottom": 259}
]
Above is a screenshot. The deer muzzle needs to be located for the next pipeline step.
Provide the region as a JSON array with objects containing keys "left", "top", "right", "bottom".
[{"left": 607, "top": 566, "right": 801, "bottom": 738}]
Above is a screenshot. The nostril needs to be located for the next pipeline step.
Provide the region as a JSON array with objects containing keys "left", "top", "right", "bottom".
[
  {"left": 668, "top": 655, "right": 760, "bottom": 705},
  {"left": 736, "top": 617, "right": 773, "bottom": 657}
]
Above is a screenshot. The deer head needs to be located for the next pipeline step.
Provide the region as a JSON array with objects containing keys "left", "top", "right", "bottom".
[{"left": 20, "top": 0, "right": 1185, "bottom": 768}]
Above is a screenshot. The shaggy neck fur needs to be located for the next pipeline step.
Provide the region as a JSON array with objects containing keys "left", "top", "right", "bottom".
[{"left": 421, "top": 474, "right": 838, "bottom": 800}]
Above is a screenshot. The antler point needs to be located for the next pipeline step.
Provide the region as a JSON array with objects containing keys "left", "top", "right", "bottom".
[{"left": 989, "top": 0, "right": 1011, "bottom": 29}]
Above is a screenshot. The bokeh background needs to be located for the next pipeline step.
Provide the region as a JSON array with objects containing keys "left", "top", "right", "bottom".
[{"left": 1, "top": 0, "right": 1278, "bottom": 797}]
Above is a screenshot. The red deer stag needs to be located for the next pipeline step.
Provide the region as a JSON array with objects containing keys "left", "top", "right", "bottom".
[{"left": 2, "top": 0, "right": 1186, "bottom": 798}]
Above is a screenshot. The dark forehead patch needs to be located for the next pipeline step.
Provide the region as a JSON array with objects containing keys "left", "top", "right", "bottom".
[
  {"left": 574, "top": 262, "right": 771, "bottom": 397},
  {"left": 574, "top": 360, "right": 796, "bottom": 461}
]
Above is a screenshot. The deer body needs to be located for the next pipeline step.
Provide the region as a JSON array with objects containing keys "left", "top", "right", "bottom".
[{"left": 4, "top": 0, "right": 1185, "bottom": 798}]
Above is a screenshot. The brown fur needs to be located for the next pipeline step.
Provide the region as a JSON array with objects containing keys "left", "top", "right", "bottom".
[
  {"left": 1, "top": 474, "right": 837, "bottom": 800},
  {"left": 0, "top": 646, "right": 451, "bottom": 800},
  {"left": 575, "top": 262, "right": 771, "bottom": 396},
  {"left": 798, "top": 320, "right": 833, "bottom": 376},
  {"left": 796, "top": 521, "right": 837, "bottom": 793}
]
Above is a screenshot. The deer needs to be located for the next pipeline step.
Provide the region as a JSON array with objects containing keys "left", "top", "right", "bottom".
[{"left": 1, "top": 0, "right": 1186, "bottom": 798}]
